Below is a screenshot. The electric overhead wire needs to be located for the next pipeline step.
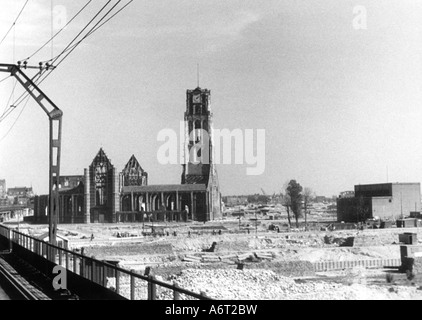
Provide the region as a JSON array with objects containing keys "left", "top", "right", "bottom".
[
  {"left": 0, "top": 0, "right": 30, "bottom": 47},
  {"left": 49, "top": 0, "right": 125, "bottom": 70},
  {"left": 0, "top": 75, "right": 11, "bottom": 84},
  {"left": 1, "top": 70, "right": 44, "bottom": 112},
  {"left": 3, "top": 0, "right": 133, "bottom": 129},
  {"left": 42, "top": 0, "right": 114, "bottom": 64},
  {"left": 0, "top": 95, "right": 31, "bottom": 143},
  {"left": 11, "top": 0, "right": 132, "bottom": 110},
  {"left": 0, "top": 70, "right": 44, "bottom": 122},
  {"left": 8, "top": 2, "right": 111, "bottom": 109},
  {"left": 51, "top": 0, "right": 53, "bottom": 60},
  {"left": 22, "top": 0, "right": 93, "bottom": 62},
  {"left": 10, "top": 0, "right": 96, "bottom": 112},
  {"left": 2, "top": 79, "right": 17, "bottom": 111},
  {"left": 0, "top": 107, "right": 15, "bottom": 123},
  {"left": 7, "top": 0, "right": 108, "bottom": 110},
  {"left": 0, "top": 72, "right": 41, "bottom": 141},
  {"left": 12, "top": 0, "right": 117, "bottom": 106},
  {"left": 42, "top": 0, "right": 133, "bottom": 65},
  {"left": 0, "top": 0, "right": 30, "bottom": 124},
  {"left": 1, "top": 80, "right": 18, "bottom": 120}
]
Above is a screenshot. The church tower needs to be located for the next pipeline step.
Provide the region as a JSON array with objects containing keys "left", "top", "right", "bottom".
[
  {"left": 182, "top": 87, "right": 222, "bottom": 220},
  {"left": 182, "top": 87, "right": 212, "bottom": 184}
]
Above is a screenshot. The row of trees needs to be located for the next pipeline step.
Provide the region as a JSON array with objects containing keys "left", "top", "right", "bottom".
[{"left": 282, "top": 180, "right": 314, "bottom": 229}]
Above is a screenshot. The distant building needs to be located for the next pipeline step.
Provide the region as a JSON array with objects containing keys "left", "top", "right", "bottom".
[
  {"left": 223, "top": 196, "right": 248, "bottom": 207},
  {"left": 7, "top": 186, "right": 33, "bottom": 198},
  {"left": 0, "top": 198, "right": 8, "bottom": 207},
  {"left": 337, "top": 183, "right": 421, "bottom": 222},
  {"left": 7, "top": 186, "right": 34, "bottom": 206},
  {"left": 59, "top": 176, "right": 84, "bottom": 190},
  {"left": 339, "top": 191, "right": 355, "bottom": 198},
  {"left": 314, "top": 195, "right": 338, "bottom": 203},
  {"left": 0, "top": 179, "right": 6, "bottom": 198}
]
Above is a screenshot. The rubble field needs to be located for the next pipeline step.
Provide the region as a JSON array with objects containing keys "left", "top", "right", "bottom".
[{"left": 12, "top": 219, "right": 422, "bottom": 300}]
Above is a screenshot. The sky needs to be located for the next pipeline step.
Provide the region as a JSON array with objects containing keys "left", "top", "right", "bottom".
[{"left": 1, "top": 0, "right": 422, "bottom": 197}]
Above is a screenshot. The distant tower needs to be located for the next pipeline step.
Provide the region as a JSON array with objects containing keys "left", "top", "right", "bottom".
[
  {"left": 182, "top": 87, "right": 222, "bottom": 220},
  {"left": 182, "top": 87, "right": 212, "bottom": 184}
]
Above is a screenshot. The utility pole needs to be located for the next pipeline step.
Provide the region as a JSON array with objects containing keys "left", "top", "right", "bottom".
[{"left": 0, "top": 63, "right": 62, "bottom": 248}]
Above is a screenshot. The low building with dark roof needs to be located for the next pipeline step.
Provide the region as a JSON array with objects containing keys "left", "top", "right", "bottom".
[{"left": 337, "top": 182, "right": 421, "bottom": 222}]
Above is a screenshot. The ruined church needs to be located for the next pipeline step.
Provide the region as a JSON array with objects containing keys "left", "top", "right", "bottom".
[{"left": 33, "top": 87, "right": 222, "bottom": 223}]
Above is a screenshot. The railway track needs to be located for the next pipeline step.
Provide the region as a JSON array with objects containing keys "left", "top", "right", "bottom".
[
  {"left": 0, "top": 253, "right": 79, "bottom": 300},
  {"left": 0, "top": 254, "right": 47, "bottom": 300}
]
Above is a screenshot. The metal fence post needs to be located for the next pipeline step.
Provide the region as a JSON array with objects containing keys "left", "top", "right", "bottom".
[
  {"left": 116, "top": 269, "right": 120, "bottom": 295},
  {"left": 130, "top": 270, "right": 136, "bottom": 300},
  {"left": 200, "top": 291, "right": 208, "bottom": 300},
  {"left": 81, "top": 259, "right": 85, "bottom": 278},
  {"left": 8, "top": 229, "right": 12, "bottom": 252},
  {"left": 92, "top": 260, "right": 96, "bottom": 283},
  {"left": 65, "top": 251, "right": 69, "bottom": 270},
  {"left": 73, "top": 255, "right": 77, "bottom": 274},
  {"left": 102, "top": 264, "right": 107, "bottom": 287},
  {"left": 148, "top": 275, "right": 156, "bottom": 300},
  {"left": 58, "top": 243, "right": 63, "bottom": 266},
  {"left": 173, "top": 281, "right": 181, "bottom": 300}
]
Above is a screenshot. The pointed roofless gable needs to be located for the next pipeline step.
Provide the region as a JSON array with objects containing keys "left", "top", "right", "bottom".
[
  {"left": 91, "top": 148, "right": 112, "bottom": 168},
  {"left": 123, "top": 155, "right": 143, "bottom": 172},
  {"left": 89, "top": 148, "right": 115, "bottom": 207},
  {"left": 122, "top": 155, "right": 148, "bottom": 186}
]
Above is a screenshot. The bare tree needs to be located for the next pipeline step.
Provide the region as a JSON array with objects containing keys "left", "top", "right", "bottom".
[
  {"left": 281, "top": 192, "right": 292, "bottom": 227},
  {"left": 286, "top": 180, "right": 303, "bottom": 228},
  {"left": 282, "top": 181, "right": 293, "bottom": 227}
]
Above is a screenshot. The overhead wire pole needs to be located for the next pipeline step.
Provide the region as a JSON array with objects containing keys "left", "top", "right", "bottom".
[
  {"left": 8, "top": 0, "right": 116, "bottom": 109},
  {"left": 0, "top": 1, "right": 134, "bottom": 248},
  {"left": 0, "top": 63, "right": 61, "bottom": 250},
  {"left": 9, "top": 0, "right": 133, "bottom": 112}
]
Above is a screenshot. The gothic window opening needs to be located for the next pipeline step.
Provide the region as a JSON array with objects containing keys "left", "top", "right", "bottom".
[{"left": 95, "top": 160, "right": 108, "bottom": 206}]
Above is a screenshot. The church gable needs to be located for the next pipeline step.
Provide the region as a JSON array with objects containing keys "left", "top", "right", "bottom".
[
  {"left": 91, "top": 148, "right": 112, "bottom": 169},
  {"left": 89, "top": 148, "right": 114, "bottom": 207},
  {"left": 122, "top": 155, "right": 148, "bottom": 186}
]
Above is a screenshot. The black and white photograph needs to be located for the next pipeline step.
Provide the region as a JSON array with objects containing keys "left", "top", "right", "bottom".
[{"left": 0, "top": 0, "right": 422, "bottom": 308}]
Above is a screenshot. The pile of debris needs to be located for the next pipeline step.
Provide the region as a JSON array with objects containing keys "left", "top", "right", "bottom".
[{"left": 182, "top": 251, "right": 274, "bottom": 264}]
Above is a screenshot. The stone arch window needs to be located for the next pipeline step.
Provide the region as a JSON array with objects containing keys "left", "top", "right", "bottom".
[
  {"left": 94, "top": 162, "right": 107, "bottom": 206},
  {"left": 196, "top": 105, "right": 203, "bottom": 115}
]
